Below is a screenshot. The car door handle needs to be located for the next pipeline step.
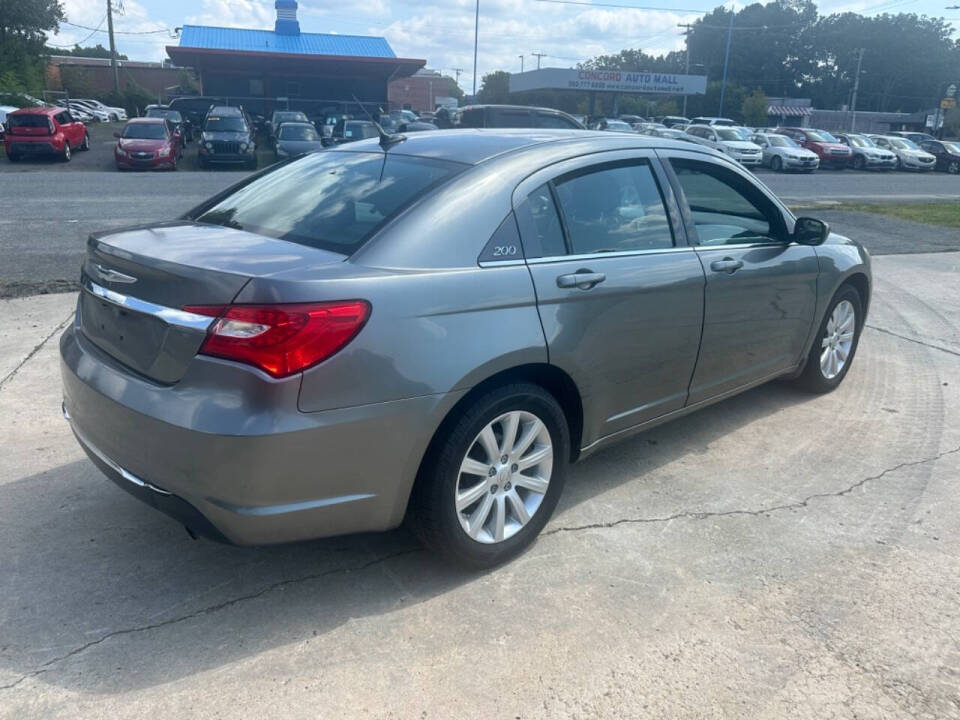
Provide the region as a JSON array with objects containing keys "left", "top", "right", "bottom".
[
  {"left": 556, "top": 270, "right": 607, "bottom": 290},
  {"left": 710, "top": 258, "right": 744, "bottom": 274}
]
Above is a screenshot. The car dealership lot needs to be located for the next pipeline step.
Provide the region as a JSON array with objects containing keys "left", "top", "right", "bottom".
[
  {"left": 0, "top": 167, "right": 958, "bottom": 299},
  {"left": 0, "top": 250, "right": 958, "bottom": 718}
]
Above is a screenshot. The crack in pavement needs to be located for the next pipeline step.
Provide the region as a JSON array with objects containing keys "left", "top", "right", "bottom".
[
  {"left": 0, "top": 547, "right": 421, "bottom": 692},
  {"left": 3, "top": 445, "right": 959, "bottom": 692},
  {"left": 865, "top": 324, "right": 960, "bottom": 358},
  {"left": 0, "top": 312, "right": 74, "bottom": 392},
  {"left": 542, "top": 444, "right": 960, "bottom": 537}
]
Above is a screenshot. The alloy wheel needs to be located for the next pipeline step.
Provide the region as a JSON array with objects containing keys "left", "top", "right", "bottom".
[
  {"left": 455, "top": 410, "right": 553, "bottom": 544},
  {"left": 820, "top": 300, "right": 856, "bottom": 380},
  {"left": 948, "top": 161, "right": 959, "bottom": 175}
]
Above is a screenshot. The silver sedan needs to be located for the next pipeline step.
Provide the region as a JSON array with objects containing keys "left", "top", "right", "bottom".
[{"left": 61, "top": 130, "right": 871, "bottom": 567}]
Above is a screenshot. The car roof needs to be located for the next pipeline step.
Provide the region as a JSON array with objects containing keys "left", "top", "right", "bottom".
[
  {"left": 11, "top": 106, "right": 58, "bottom": 116},
  {"left": 127, "top": 117, "right": 166, "bottom": 124},
  {"left": 330, "top": 128, "right": 719, "bottom": 166},
  {"left": 278, "top": 121, "right": 315, "bottom": 128}
]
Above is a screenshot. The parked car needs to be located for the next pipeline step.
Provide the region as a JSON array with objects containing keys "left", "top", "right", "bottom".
[
  {"left": 457, "top": 105, "right": 584, "bottom": 129},
  {"left": 57, "top": 100, "right": 108, "bottom": 123},
  {"left": 593, "top": 118, "right": 634, "bottom": 133},
  {"left": 774, "top": 128, "right": 852, "bottom": 169},
  {"left": 269, "top": 110, "right": 310, "bottom": 142},
  {"left": 59, "top": 130, "right": 871, "bottom": 567},
  {"left": 918, "top": 139, "right": 960, "bottom": 174},
  {"left": 866, "top": 135, "right": 936, "bottom": 171},
  {"left": 751, "top": 132, "right": 819, "bottom": 172},
  {"left": 650, "top": 127, "right": 696, "bottom": 142},
  {"left": 0, "top": 104, "right": 18, "bottom": 139},
  {"left": 331, "top": 119, "right": 381, "bottom": 144},
  {"left": 685, "top": 124, "right": 762, "bottom": 166},
  {"left": 398, "top": 121, "right": 438, "bottom": 132},
  {"left": 617, "top": 114, "right": 647, "bottom": 125},
  {"left": 3, "top": 106, "right": 88, "bottom": 162},
  {"left": 634, "top": 122, "right": 667, "bottom": 135},
  {"left": 199, "top": 106, "right": 257, "bottom": 169},
  {"left": 887, "top": 130, "right": 937, "bottom": 145},
  {"left": 660, "top": 115, "right": 691, "bottom": 128},
  {"left": 832, "top": 133, "right": 896, "bottom": 171},
  {"left": 690, "top": 116, "right": 736, "bottom": 126},
  {"left": 71, "top": 98, "right": 127, "bottom": 122},
  {"left": 144, "top": 106, "right": 188, "bottom": 144},
  {"left": 168, "top": 96, "right": 227, "bottom": 140},
  {"left": 274, "top": 121, "right": 324, "bottom": 158},
  {"left": 114, "top": 118, "right": 181, "bottom": 171}
]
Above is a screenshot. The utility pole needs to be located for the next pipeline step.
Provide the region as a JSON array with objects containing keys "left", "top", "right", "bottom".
[
  {"left": 519, "top": 55, "right": 525, "bottom": 72},
  {"left": 718, "top": 9, "right": 734, "bottom": 117},
  {"left": 472, "top": 0, "right": 480, "bottom": 97},
  {"left": 678, "top": 23, "right": 694, "bottom": 118},
  {"left": 452, "top": 68, "right": 463, "bottom": 86},
  {"left": 106, "top": 0, "right": 120, "bottom": 93},
  {"left": 532, "top": 52, "right": 546, "bottom": 69},
  {"left": 850, "top": 47, "right": 864, "bottom": 132}
]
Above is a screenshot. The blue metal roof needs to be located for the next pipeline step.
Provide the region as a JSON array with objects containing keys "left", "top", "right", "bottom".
[{"left": 177, "top": 25, "right": 397, "bottom": 58}]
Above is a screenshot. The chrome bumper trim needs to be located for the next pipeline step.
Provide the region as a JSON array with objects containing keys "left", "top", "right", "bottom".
[
  {"left": 82, "top": 279, "right": 215, "bottom": 332},
  {"left": 63, "top": 403, "right": 172, "bottom": 496}
]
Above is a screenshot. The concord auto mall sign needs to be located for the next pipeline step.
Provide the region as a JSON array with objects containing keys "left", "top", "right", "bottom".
[{"left": 509, "top": 68, "right": 708, "bottom": 95}]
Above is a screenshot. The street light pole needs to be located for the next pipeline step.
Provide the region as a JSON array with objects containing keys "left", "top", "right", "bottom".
[
  {"left": 519, "top": 55, "right": 524, "bottom": 72},
  {"left": 718, "top": 9, "right": 734, "bottom": 117},
  {"left": 472, "top": 0, "right": 480, "bottom": 97},
  {"left": 678, "top": 23, "right": 694, "bottom": 118}
]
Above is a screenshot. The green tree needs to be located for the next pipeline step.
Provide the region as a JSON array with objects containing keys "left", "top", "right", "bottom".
[
  {"left": 741, "top": 89, "right": 769, "bottom": 126},
  {"left": 476, "top": 70, "right": 511, "bottom": 104},
  {"left": 0, "top": 0, "right": 64, "bottom": 91},
  {"left": 45, "top": 43, "right": 128, "bottom": 60}
]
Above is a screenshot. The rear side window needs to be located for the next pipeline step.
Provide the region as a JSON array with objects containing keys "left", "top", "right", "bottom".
[
  {"left": 536, "top": 112, "right": 577, "bottom": 129},
  {"left": 196, "top": 151, "right": 464, "bottom": 255},
  {"left": 515, "top": 183, "right": 567, "bottom": 258},
  {"left": 552, "top": 162, "right": 674, "bottom": 253},
  {"left": 489, "top": 109, "right": 534, "bottom": 128},
  {"left": 458, "top": 109, "right": 484, "bottom": 128}
]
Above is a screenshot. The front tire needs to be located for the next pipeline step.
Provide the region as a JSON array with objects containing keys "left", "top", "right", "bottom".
[
  {"left": 771, "top": 155, "right": 783, "bottom": 172},
  {"left": 853, "top": 155, "right": 865, "bottom": 170},
  {"left": 410, "top": 383, "right": 570, "bottom": 568},
  {"left": 80, "top": 132, "right": 90, "bottom": 151},
  {"left": 947, "top": 160, "right": 960, "bottom": 174},
  {"left": 795, "top": 285, "right": 863, "bottom": 394}
]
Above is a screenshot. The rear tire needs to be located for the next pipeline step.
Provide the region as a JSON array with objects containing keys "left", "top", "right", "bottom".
[
  {"left": 948, "top": 160, "right": 960, "bottom": 174},
  {"left": 795, "top": 285, "right": 864, "bottom": 394},
  {"left": 853, "top": 155, "right": 865, "bottom": 170},
  {"left": 7, "top": 152, "right": 19, "bottom": 163},
  {"left": 62, "top": 142, "right": 71, "bottom": 162},
  {"left": 771, "top": 155, "right": 783, "bottom": 172},
  {"left": 80, "top": 132, "right": 90, "bottom": 151},
  {"left": 410, "top": 383, "right": 570, "bottom": 568}
]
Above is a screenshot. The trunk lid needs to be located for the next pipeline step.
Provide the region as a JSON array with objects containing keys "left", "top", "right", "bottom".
[{"left": 78, "top": 221, "right": 346, "bottom": 384}]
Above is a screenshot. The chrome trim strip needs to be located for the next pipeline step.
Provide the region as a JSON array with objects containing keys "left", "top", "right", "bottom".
[
  {"left": 207, "top": 493, "right": 376, "bottom": 517},
  {"left": 82, "top": 279, "right": 214, "bottom": 332},
  {"left": 526, "top": 246, "right": 695, "bottom": 265},
  {"left": 477, "top": 259, "right": 527, "bottom": 269},
  {"left": 62, "top": 403, "right": 172, "bottom": 496}
]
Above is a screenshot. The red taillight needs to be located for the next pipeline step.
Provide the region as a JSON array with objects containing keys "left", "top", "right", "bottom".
[{"left": 183, "top": 301, "right": 370, "bottom": 379}]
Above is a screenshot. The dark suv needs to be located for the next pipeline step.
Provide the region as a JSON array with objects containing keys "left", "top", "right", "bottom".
[
  {"left": 199, "top": 106, "right": 257, "bottom": 169},
  {"left": 457, "top": 105, "right": 584, "bottom": 130}
]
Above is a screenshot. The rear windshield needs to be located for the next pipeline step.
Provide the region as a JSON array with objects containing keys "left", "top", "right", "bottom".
[
  {"left": 122, "top": 123, "right": 167, "bottom": 139},
  {"left": 195, "top": 151, "right": 465, "bottom": 255},
  {"left": 344, "top": 122, "right": 378, "bottom": 139},
  {"left": 805, "top": 130, "right": 838, "bottom": 143},
  {"left": 8, "top": 114, "right": 50, "bottom": 128},
  {"left": 205, "top": 116, "right": 247, "bottom": 132},
  {"left": 275, "top": 112, "right": 307, "bottom": 123}
]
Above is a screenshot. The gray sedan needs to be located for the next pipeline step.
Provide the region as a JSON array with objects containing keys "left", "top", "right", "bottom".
[
  {"left": 274, "top": 122, "right": 324, "bottom": 158},
  {"left": 61, "top": 130, "right": 871, "bottom": 567}
]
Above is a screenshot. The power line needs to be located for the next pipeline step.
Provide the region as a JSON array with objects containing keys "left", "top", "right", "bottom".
[
  {"left": 61, "top": 19, "right": 176, "bottom": 36},
  {"left": 47, "top": 14, "right": 107, "bottom": 47}
]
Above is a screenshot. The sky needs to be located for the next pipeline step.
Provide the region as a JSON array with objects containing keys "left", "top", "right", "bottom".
[{"left": 51, "top": 0, "right": 960, "bottom": 93}]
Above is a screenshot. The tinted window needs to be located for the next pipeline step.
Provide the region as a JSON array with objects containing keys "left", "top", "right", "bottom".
[
  {"left": 552, "top": 162, "right": 674, "bottom": 254},
  {"left": 516, "top": 183, "right": 567, "bottom": 258},
  {"left": 196, "top": 152, "right": 463, "bottom": 255},
  {"left": 344, "top": 122, "right": 378, "bottom": 139},
  {"left": 279, "top": 124, "right": 318, "bottom": 141},
  {"left": 536, "top": 112, "right": 577, "bottom": 129},
  {"left": 458, "top": 109, "right": 483, "bottom": 128},
  {"left": 670, "top": 159, "right": 784, "bottom": 246},
  {"left": 489, "top": 109, "right": 534, "bottom": 127},
  {"left": 146, "top": 108, "right": 183, "bottom": 123},
  {"left": 8, "top": 114, "right": 50, "bottom": 128}
]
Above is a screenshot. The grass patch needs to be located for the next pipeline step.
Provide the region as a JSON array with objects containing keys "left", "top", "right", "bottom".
[{"left": 810, "top": 202, "right": 960, "bottom": 228}]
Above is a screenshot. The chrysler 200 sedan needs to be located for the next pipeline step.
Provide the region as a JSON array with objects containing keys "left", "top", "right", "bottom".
[{"left": 61, "top": 130, "right": 870, "bottom": 567}]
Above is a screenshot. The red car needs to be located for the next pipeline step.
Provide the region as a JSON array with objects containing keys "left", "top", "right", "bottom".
[
  {"left": 775, "top": 127, "right": 853, "bottom": 169},
  {"left": 114, "top": 118, "right": 182, "bottom": 171},
  {"left": 3, "top": 106, "right": 89, "bottom": 162}
]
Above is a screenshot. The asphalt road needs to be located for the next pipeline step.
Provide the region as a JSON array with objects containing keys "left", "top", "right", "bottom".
[
  {"left": 1, "top": 251, "right": 958, "bottom": 718},
  {"left": 0, "top": 165, "right": 958, "bottom": 297}
]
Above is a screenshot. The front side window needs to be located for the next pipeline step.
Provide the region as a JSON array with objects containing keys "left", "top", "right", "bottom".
[
  {"left": 195, "top": 152, "right": 464, "bottom": 255},
  {"left": 552, "top": 161, "right": 674, "bottom": 254},
  {"left": 670, "top": 158, "right": 785, "bottom": 246},
  {"left": 537, "top": 112, "right": 577, "bottom": 129}
]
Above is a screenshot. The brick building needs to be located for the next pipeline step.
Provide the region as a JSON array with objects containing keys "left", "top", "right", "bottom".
[{"left": 388, "top": 68, "right": 459, "bottom": 113}]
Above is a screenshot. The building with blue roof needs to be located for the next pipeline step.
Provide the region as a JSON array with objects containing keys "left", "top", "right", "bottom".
[{"left": 166, "top": 1, "right": 424, "bottom": 117}]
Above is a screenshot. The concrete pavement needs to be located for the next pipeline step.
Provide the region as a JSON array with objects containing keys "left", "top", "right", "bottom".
[{"left": 0, "top": 252, "right": 958, "bottom": 718}]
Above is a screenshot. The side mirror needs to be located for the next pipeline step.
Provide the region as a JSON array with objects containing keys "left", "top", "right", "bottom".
[
  {"left": 113, "top": 132, "right": 120, "bottom": 138},
  {"left": 794, "top": 217, "right": 830, "bottom": 246}
]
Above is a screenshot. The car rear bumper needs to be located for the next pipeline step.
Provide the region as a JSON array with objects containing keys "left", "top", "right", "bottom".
[
  {"left": 5, "top": 141, "right": 60, "bottom": 156},
  {"left": 60, "top": 323, "right": 462, "bottom": 545}
]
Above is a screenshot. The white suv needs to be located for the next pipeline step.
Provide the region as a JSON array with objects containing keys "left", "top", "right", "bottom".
[{"left": 685, "top": 124, "right": 763, "bottom": 166}]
